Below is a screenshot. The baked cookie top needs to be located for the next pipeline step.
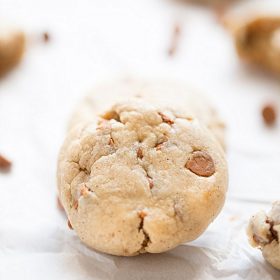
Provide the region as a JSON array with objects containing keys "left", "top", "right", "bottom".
[
  {"left": 58, "top": 98, "right": 228, "bottom": 256},
  {"left": 69, "top": 79, "right": 225, "bottom": 149}
]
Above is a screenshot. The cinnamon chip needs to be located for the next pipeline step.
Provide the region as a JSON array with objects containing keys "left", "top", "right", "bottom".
[
  {"left": 138, "top": 211, "right": 147, "bottom": 219},
  {"left": 262, "top": 104, "right": 277, "bottom": 126},
  {"left": 109, "top": 138, "right": 114, "bottom": 145},
  {"left": 0, "top": 154, "right": 12, "bottom": 171},
  {"left": 137, "top": 148, "right": 143, "bottom": 159},
  {"left": 186, "top": 151, "right": 215, "bottom": 177},
  {"left": 155, "top": 136, "right": 168, "bottom": 150},
  {"left": 158, "top": 112, "right": 174, "bottom": 125},
  {"left": 102, "top": 110, "right": 120, "bottom": 122},
  {"left": 155, "top": 143, "right": 163, "bottom": 151}
]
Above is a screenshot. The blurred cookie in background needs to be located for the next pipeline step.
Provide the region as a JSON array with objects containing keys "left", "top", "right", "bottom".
[
  {"left": 175, "top": 0, "right": 239, "bottom": 7},
  {"left": 223, "top": 0, "right": 280, "bottom": 76},
  {"left": 247, "top": 201, "right": 280, "bottom": 270},
  {"left": 234, "top": 15, "right": 280, "bottom": 76},
  {"left": 0, "top": 25, "right": 25, "bottom": 78}
]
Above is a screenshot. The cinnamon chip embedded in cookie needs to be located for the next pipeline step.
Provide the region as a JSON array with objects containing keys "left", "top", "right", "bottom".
[
  {"left": 186, "top": 151, "right": 215, "bottom": 177},
  {"left": 158, "top": 112, "right": 174, "bottom": 125},
  {"left": 57, "top": 81, "right": 228, "bottom": 256}
]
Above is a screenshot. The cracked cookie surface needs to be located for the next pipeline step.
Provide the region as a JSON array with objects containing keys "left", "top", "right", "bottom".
[
  {"left": 247, "top": 201, "right": 280, "bottom": 269},
  {"left": 69, "top": 79, "right": 226, "bottom": 150},
  {"left": 58, "top": 97, "right": 228, "bottom": 256}
]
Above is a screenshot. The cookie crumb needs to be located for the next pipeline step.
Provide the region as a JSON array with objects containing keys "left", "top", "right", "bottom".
[
  {"left": 168, "top": 22, "right": 181, "bottom": 57},
  {"left": 137, "top": 148, "right": 143, "bottom": 159},
  {"left": 0, "top": 154, "right": 12, "bottom": 171},
  {"left": 186, "top": 151, "right": 215, "bottom": 177},
  {"left": 67, "top": 220, "right": 73, "bottom": 230},
  {"left": 262, "top": 104, "right": 277, "bottom": 126},
  {"left": 42, "top": 32, "right": 50, "bottom": 42},
  {"left": 158, "top": 112, "right": 174, "bottom": 125}
]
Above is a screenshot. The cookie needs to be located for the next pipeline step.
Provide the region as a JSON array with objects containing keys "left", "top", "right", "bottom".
[
  {"left": 234, "top": 15, "right": 280, "bottom": 75},
  {"left": 0, "top": 25, "right": 25, "bottom": 77},
  {"left": 247, "top": 201, "right": 280, "bottom": 269},
  {"left": 57, "top": 85, "right": 228, "bottom": 256},
  {"left": 69, "top": 79, "right": 226, "bottom": 149}
]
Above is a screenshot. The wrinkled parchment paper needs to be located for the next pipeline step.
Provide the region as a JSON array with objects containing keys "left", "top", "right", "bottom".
[{"left": 0, "top": 0, "right": 280, "bottom": 279}]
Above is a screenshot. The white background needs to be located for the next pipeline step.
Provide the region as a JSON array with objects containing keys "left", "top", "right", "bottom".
[{"left": 0, "top": 0, "right": 280, "bottom": 279}]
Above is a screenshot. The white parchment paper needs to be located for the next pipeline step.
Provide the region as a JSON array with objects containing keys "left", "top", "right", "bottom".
[{"left": 0, "top": 0, "right": 280, "bottom": 279}]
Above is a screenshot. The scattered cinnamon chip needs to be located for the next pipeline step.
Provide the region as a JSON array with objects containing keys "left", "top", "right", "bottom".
[
  {"left": 0, "top": 154, "right": 12, "bottom": 171},
  {"left": 158, "top": 112, "right": 174, "bottom": 125},
  {"left": 186, "top": 151, "right": 215, "bottom": 177},
  {"left": 42, "top": 32, "right": 50, "bottom": 42},
  {"left": 262, "top": 104, "right": 277, "bottom": 126},
  {"left": 67, "top": 220, "right": 73, "bottom": 230},
  {"left": 137, "top": 148, "right": 143, "bottom": 159},
  {"left": 168, "top": 22, "right": 181, "bottom": 57}
]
